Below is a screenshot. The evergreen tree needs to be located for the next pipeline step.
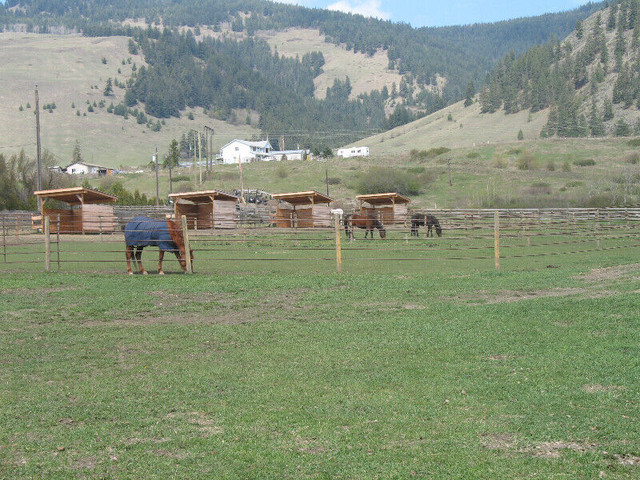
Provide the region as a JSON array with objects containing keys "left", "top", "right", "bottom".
[
  {"left": 72, "top": 141, "right": 83, "bottom": 163},
  {"left": 464, "top": 81, "right": 475, "bottom": 107},
  {"left": 615, "top": 117, "right": 632, "bottom": 136},
  {"left": 604, "top": 98, "right": 615, "bottom": 121},
  {"left": 103, "top": 77, "right": 113, "bottom": 96},
  {"left": 589, "top": 100, "right": 606, "bottom": 136}
]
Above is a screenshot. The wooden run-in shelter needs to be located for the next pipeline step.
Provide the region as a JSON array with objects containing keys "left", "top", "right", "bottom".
[
  {"left": 356, "top": 192, "right": 411, "bottom": 225},
  {"left": 169, "top": 190, "right": 239, "bottom": 229},
  {"left": 33, "top": 187, "right": 118, "bottom": 234},
  {"left": 272, "top": 191, "right": 333, "bottom": 228}
]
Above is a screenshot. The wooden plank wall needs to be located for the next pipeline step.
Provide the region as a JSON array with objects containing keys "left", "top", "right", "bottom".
[{"left": 82, "top": 204, "right": 116, "bottom": 233}]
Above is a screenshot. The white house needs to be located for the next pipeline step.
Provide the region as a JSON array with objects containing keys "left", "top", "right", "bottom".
[
  {"left": 217, "top": 139, "right": 273, "bottom": 164},
  {"left": 337, "top": 146, "right": 369, "bottom": 158},
  {"left": 268, "top": 149, "right": 310, "bottom": 161},
  {"left": 65, "top": 162, "right": 113, "bottom": 176}
]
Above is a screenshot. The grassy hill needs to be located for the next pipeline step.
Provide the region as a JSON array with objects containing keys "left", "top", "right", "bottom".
[{"left": 0, "top": 32, "right": 259, "bottom": 169}]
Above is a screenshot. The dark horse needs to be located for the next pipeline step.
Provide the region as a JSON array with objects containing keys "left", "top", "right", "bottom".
[
  {"left": 344, "top": 213, "right": 386, "bottom": 239},
  {"left": 411, "top": 213, "right": 442, "bottom": 237},
  {"left": 124, "top": 216, "right": 193, "bottom": 274}
]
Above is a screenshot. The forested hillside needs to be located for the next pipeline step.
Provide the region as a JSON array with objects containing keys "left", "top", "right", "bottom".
[
  {"left": 0, "top": 0, "right": 605, "bottom": 148},
  {"left": 479, "top": 0, "right": 640, "bottom": 138}
]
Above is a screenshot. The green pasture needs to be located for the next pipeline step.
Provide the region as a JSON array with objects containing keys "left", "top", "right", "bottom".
[{"left": 1, "top": 226, "right": 640, "bottom": 478}]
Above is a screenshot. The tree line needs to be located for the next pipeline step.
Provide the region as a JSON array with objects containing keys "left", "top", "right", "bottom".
[{"left": 479, "top": 0, "right": 640, "bottom": 137}]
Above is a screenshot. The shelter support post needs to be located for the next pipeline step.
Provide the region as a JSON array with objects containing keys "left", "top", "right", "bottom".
[
  {"left": 181, "top": 215, "right": 193, "bottom": 274},
  {"left": 44, "top": 215, "right": 51, "bottom": 272},
  {"left": 494, "top": 210, "right": 500, "bottom": 271},
  {"left": 2, "top": 213, "right": 6, "bottom": 263}
]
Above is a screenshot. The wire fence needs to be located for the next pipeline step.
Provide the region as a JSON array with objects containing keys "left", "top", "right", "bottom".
[{"left": 2, "top": 208, "right": 639, "bottom": 274}]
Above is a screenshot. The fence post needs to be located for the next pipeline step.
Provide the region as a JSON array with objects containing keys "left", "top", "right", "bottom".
[
  {"left": 57, "top": 214, "right": 61, "bottom": 270},
  {"left": 181, "top": 215, "right": 193, "bottom": 274},
  {"left": 334, "top": 213, "right": 342, "bottom": 274},
  {"left": 494, "top": 210, "right": 500, "bottom": 271},
  {"left": 595, "top": 209, "right": 600, "bottom": 249},
  {"left": 2, "top": 213, "right": 6, "bottom": 263},
  {"left": 44, "top": 215, "right": 51, "bottom": 272}
]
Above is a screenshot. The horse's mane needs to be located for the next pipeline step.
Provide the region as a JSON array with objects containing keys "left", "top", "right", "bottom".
[{"left": 167, "top": 218, "right": 186, "bottom": 254}]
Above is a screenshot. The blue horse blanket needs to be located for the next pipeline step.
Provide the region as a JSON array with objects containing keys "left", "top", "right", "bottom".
[{"left": 125, "top": 216, "right": 178, "bottom": 252}]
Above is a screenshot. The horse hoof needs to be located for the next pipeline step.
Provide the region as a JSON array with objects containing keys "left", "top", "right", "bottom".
[
  {"left": 158, "top": 271, "right": 164, "bottom": 275},
  {"left": 142, "top": 271, "right": 148, "bottom": 275},
  {"left": 128, "top": 271, "right": 133, "bottom": 275}
]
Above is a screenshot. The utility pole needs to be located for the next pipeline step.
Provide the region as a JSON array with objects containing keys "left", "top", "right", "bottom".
[
  {"left": 35, "top": 85, "right": 42, "bottom": 211},
  {"left": 154, "top": 146, "right": 159, "bottom": 207},
  {"left": 326, "top": 167, "right": 329, "bottom": 196},
  {"left": 197, "top": 130, "right": 202, "bottom": 185},
  {"left": 204, "top": 125, "right": 214, "bottom": 171}
]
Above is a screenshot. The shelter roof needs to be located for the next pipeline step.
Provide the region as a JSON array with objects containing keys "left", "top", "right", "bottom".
[
  {"left": 34, "top": 187, "right": 118, "bottom": 205},
  {"left": 272, "top": 191, "right": 333, "bottom": 205},
  {"left": 355, "top": 192, "right": 411, "bottom": 205},
  {"left": 169, "top": 190, "right": 239, "bottom": 203}
]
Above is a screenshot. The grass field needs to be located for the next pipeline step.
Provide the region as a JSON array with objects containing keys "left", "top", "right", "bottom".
[{"left": 1, "top": 221, "right": 640, "bottom": 478}]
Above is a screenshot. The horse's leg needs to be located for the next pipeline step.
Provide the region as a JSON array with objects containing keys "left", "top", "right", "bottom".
[
  {"left": 136, "top": 247, "right": 147, "bottom": 275},
  {"left": 158, "top": 250, "right": 165, "bottom": 275},
  {"left": 126, "top": 245, "right": 134, "bottom": 275}
]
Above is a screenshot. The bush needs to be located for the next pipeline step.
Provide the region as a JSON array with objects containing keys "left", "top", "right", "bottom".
[
  {"left": 547, "top": 160, "right": 556, "bottom": 171},
  {"left": 493, "top": 157, "right": 507, "bottom": 168},
  {"left": 466, "top": 152, "right": 480, "bottom": 159},
  {"left": 517, "top": 153, "right": 537, "bottom": 170},
  {"left": 624, "top": 152, "right": 640, "bottom": 164},
  {"left": 527, "top": 182, "right": 551, "bottom": 195},
  {"left": 326, "top": 177, "right": 341, "bottom": 185},
  {"left": 276, "top": 163, "right": 288, "bottom": 178},
  {"left": 573, "top": 158, "right": 596, "bottom": 166},
  {"left": 562, "top": 160, "right": 571, "bottom": 172},
  {"left": 507, "top": 148, "right": 522, "bottom": 155},
  {"left": 171, "top": 175, "right": 190, "bottom": 182},
  {"left": 626, "top": 138, "right": 640, "bottom": 147},
  {"left": 425, "top": 147, "right": 451, "bottom": 158},
  {"left": 565, "top": 181, "right": 585, "bottom": 188},
  {"left": 357, "top": 167, "right": 427, "bottom": 196}
]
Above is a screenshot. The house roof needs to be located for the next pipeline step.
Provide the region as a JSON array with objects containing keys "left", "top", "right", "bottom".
[
  {"left": 34, "top": 187, "right": 118, "bottom": 205},
  {"left": 356, "top": 193, "right": 411, "bottom": 205},
  {"left": 65, "top": 161, "right": 111, "bottom": 170},
  {"left": 272, "top": 191, "right": 333, "bottom": 205},
  {"left": 169, "top": 190, "right": 239, "bottom": 203},
  {"left": 220, "top": 139, "right": 273, "bottom": 151}
]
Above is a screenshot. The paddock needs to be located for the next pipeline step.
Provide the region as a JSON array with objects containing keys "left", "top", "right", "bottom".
[
  {"left": 169, "top": 190, "right": 239, "bottom": 230},
  {"left": 355, "top": 192, "right": 410, "bottom": 225},
  {"left": 272, "top": 191, "right": 333, "bottom": 228},
  {"left": 33, "top": 187, "right": 118, "bottom": 234}
]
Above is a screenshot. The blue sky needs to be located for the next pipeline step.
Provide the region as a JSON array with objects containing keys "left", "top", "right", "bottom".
[{"left": 278, "top": 0, "right": 592, "bottom": 27}]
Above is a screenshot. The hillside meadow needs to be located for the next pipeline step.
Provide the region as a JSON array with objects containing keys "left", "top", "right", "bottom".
[
  {"left": 84, "top": 135, "right": 640, "bottom": 209},
  {"left": 0, "top": 32, "right": 259, "bottom": 169}
]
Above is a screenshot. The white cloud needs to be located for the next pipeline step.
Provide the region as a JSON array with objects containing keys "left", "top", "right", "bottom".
[{"left": 327, "top": 0, "right": 391, "bottom": 21}]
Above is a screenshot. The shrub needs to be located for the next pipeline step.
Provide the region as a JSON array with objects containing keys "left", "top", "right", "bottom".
[
  {"left": 562, "top": 160, "right": 571, "bottom": 171},
  {"left": 626, "top": 138, "right": 640, "bottom": 147},
  {"left": 527, "top": 182, "right": 551, "bottom": 195},
  {"left": 466, "top": 152, "right": 480, "bottom": 159},
  {"left": 507, "top": 148, "right": 522, "bottom": 155},
  {"left": 624, "top": 152, "right": 640, "bottom": 164},
  {"left": 517, "top": 129, "right": 524, "bottom": 140},
  {"left": 326, "top": 177, "right": 341, "bottom": 185},
  {"left": 573, "top": 158, "right": 596, "bottom": 167},
  {"left": 357, "top": 167, "right": 427, "bottom": 196},
  {"left": 447, "top": 113, "right": 453, "bottom": 121},
  {"left": 171, "top": 175, "right": 190, "bottom": 182},
  {"left": 517, "top": 153, "right": 537, "bottom": 170},
  {"left": 565, "top": 181, "right": 585, "bottom": 188},
  {"left": 276, "top": 163, "right": 288, "bottom": 178},
  {"left": 425, "top": 147, "right": 451, "bottom": 158},
  {"left": 547, "top": 160, "right": 556, "bottom": 171},
  {"left": 493, "top": 157, "right": 507, "bottom": 168}
]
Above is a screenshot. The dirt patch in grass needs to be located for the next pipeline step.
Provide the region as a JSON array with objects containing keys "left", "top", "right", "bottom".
[
  {"left": 460, "top": 287, "right": 602, "bottom": 305},
  {"left": 582, "top": 384, "right": 626, "bottom": 393},
  {"left": 527, "top": 441, "right": 595, "bottom": 459},
  {"left": 481, "top": 433, "right": 517, "bottom": 450},
  {"left": 295, "top": 436, "right": 327, "bottom": 454},
  {"left": 615, "top": 454, "right": 640, "bottom": 466},
  {"left": 577, "top": 263, "right": 640, "bottom": 283}
]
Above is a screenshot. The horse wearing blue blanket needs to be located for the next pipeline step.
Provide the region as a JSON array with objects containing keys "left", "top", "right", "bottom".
[{"left": 124, "top": 216, "right": 192, "bottom": 274}]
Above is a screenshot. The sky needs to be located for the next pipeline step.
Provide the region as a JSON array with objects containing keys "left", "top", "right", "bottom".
[{"left": 277, "top": 0, "right": 593, "bottom": 28}]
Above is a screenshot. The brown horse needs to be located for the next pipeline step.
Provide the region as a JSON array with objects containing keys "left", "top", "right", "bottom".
[
  {"left": 124, "top": 216, "right": 193, "bottom": 274},
  {"left": 344, "top": 213, "right": 386, "bottom": 239}
]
